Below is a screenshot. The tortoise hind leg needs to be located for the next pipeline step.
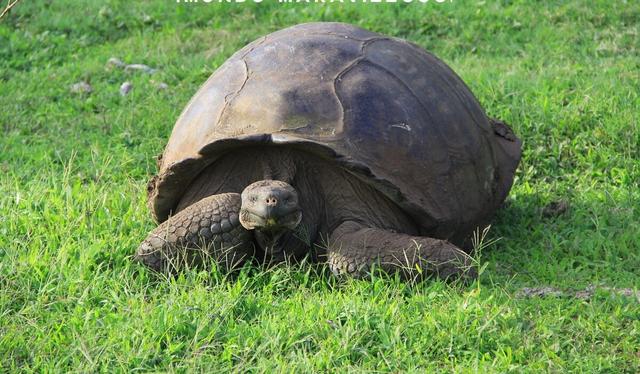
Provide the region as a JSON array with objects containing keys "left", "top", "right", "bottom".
[
  {"left": 136, "top": 193, "right": 255, "bottom": 273},
  {"left": 327, "top": 221, "right": 477, "bottom": 281}
]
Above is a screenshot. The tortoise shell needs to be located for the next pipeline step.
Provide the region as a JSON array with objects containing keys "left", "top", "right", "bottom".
[{"left": 148, "top": 22, "right": 521, "bottom": 243}]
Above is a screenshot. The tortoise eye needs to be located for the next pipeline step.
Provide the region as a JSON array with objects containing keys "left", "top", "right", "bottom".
[{"left": 250, "top": 196, "right": 258, "bottom": 203}]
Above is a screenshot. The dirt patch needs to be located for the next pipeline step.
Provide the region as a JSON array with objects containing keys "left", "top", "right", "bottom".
[{"left": 517, "top": 285, "right": 639, "bottom": 302}]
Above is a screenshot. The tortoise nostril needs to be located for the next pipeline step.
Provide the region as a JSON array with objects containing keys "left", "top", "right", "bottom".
[{"left": 265, "top": 197, "right": 278, "bottom": 206}]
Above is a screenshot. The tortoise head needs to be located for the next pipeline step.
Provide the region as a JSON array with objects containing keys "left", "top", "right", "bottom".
[{"left": 239, "top": 180, "right": 302, "bottom": 251}]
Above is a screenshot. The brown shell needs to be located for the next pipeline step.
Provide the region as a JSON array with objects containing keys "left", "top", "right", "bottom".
[{"left": 149, "top": 22, "right": 521, "bottom": 242}]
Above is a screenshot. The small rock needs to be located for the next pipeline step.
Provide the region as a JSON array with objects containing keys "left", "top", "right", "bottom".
[
  {"left": 125, "top": 64, "right": 157, "bottom": 74},
  {"left": 106, "top": 57, "right": 125, "bottom": 69},
  {"left": 70, "top": 81, "right": 92, "bottom": 94},
  {"left": 542, "top": 200, "right": 570, "bottom": 218},
  {"left": 119, "top": 81, "right": 132, "bottom": 96},
  {"left": 150, "top": 80, "right": 168, "bottom": 90}
]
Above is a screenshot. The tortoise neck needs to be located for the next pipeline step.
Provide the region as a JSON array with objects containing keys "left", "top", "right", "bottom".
[{"left": 257, "top": 147, "right": 297, "bottom": 184}]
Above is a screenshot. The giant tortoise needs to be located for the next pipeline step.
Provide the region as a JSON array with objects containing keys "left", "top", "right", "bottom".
[{"left": 136, "top": 22, "right": 521, "bottom": 280}]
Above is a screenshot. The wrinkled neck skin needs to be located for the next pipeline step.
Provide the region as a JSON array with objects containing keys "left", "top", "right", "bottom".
[
  {"left": 251, "top": 147, "right": 325, "bottom": 260},
  {"left": 219, "top": 147, "right": 326, "bottom": 260},
  {"left": 253, "top": 229, "right": 291, "bottom": 258}
]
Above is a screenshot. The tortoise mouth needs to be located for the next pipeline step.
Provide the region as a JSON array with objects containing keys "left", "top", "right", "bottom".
[{"left": 240, "top": 209, "right": 302, "bottom": 231}]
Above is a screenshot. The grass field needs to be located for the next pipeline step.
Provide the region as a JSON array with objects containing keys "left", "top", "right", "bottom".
[{"left": 1, "top": 0, "right": 639, "bottom": 371}]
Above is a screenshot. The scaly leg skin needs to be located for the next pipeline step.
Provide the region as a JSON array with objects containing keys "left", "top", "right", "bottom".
[
  {"left": 328, "top": 221, "right": 477, "bottom": 282},
  {"left": 136, "top": 193, "right": 254, "bottom": 273}
]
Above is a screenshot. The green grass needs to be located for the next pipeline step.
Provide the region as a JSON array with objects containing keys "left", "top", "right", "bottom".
[{"left": 1, "top": 0, "right": 639, "bottom": 371}]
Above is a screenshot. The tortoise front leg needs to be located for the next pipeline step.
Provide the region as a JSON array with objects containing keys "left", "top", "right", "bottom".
[
  {"left": 136, "top": 193, "right": 254, "bottom": 273},
  {"left": 327, "top": 221, "right": 477, "bottom": 281}
]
